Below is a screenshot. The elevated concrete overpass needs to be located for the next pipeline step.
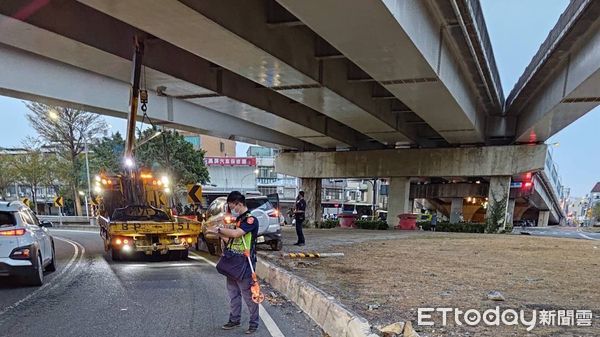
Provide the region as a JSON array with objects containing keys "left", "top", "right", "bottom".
[
  {"left": 0, "top": 0, "right": 594, "bottom": 227},
  {"left": 506, "top": 0, "right": 600, "bottom": 143},
  {"left": 0, "top": 0, "right": 506, "bottom": 150}
]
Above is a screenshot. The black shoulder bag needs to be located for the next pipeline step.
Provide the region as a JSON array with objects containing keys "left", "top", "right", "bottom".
[{"left": 216, "top": 237, "right": 250, "bottom": 281}]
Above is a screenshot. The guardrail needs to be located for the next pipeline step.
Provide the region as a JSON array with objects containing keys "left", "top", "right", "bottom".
[
  {"left": 464, "top": 0, "right": 505, "bottom": 105},
  {"left": 38, "top": 215, "right": 92, "bottom": 225},
  {"left": 544, "top": 151, "right": 563, "bottom": 199}
]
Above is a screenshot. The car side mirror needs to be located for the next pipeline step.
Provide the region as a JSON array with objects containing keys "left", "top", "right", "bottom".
[{"left": 40, "top": 220, "right": 53, "bottom": 228}]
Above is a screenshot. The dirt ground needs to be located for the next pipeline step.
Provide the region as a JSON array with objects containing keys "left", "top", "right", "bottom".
[{"left": 264, "top": 227, "right": 600, "bottom": 337}]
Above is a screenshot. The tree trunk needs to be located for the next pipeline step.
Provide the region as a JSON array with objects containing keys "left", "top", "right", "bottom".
[
  {"left": 73, "top": 185, "right": 82, "bottom": 216},
  {"left": 31, "top": 185, "right": 37, "bottom": 212}
]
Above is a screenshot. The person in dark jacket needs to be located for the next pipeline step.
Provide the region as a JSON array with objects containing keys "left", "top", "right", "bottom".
[{"left": 294, "top": 191, "right": 306, "bottom": 246}]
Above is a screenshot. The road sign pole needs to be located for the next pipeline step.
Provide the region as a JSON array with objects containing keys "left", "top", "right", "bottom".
[
  {"left": 59, "top": 207, "right": 63, "bottom": 226},
  {"left": 84, "top": 194, "right": 89, "bottom": 221}
]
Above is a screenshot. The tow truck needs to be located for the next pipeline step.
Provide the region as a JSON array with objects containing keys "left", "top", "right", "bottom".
[{"left": 96, "top": 38, "right": 200, "bottom": 261}]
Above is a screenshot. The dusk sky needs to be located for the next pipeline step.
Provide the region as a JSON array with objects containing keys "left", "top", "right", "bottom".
[{"left": 0, "top": 0, "right": 597, "bottom": 197}]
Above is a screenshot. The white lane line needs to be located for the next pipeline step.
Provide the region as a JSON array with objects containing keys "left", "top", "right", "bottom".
[
  {"left": 49, "top": 237, "right": 86, "bottom": 291},
  {"left": 0, "top": 236, "right": 81, "bottom": 316},
  {"left": 576, "top": 229, "right": 600, "bottom": 241},
  {"left": 189, "top": 251, "right": 285, "bottom": 337}
]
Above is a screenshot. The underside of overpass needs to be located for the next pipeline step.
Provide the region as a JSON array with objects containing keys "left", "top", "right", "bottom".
[{"left": 0, "top": 0, "right": 597, "bottom": 149}]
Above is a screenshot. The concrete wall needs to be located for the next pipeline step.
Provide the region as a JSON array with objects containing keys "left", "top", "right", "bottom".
[
  {"left": 207, "top": 166, "right": 256, "bottom": 191},
  {"left": 276, "top": 145, "right": 547, "bottom": 178},
  {"left": 201, "top": 135, "right": 236, "bottom": 157},
  {"left": 411, "top": 182, "right": 488, "bottom": 199}
]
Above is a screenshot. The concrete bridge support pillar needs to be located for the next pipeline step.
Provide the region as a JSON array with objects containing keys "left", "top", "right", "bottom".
[
  {"left": 300, "top": 178, "right": 322, "bottom": 227},
  {"left": 486, "top": 176, "right": 511, "bottom": 229},
  {"left": 538, "top": 211, "right": 550, "bottom": 227},
  {"left": 450, "top": 198, "right": 463, "bottom": 224},
  {"left": 387, "top": 177, "right": 412, "bottom": 228},
  {"left": 506, "top": 199, "right": 516, "bottom": 226}
]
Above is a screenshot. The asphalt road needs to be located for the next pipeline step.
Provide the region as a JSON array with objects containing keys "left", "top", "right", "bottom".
[
  {"left": 0, "top": 229, "right": 322, "bottom": 337},
  {"left": 515, "top": 226, "right": 600, "bottom": 241}
]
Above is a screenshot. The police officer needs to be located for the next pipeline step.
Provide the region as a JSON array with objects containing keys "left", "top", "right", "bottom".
[
  {"left": 208, "top": 191, "right": 259, "bottom": 334},
  {"left": 294, "top": 191, "right": 306, "bottom": 246}
]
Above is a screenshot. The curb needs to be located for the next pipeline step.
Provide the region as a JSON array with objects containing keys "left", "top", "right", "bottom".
[{"left": 256, "top": 258, "right": 378, "bottom": 337}]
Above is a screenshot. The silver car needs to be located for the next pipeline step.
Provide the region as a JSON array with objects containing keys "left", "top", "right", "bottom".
[
  {"left": 0, "top": 201, "right": 56, "bottom": 286},
  {"left": 200, "top": 195, "right": 283, "bottom": 255}
]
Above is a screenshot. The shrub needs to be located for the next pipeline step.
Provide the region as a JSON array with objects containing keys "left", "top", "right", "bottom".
[
  {"left": 355, "top": 219, "right": 388, "bottom": 230},
  {"left": 486, "top": 196, "right": 508, "bottom": 233},
  {"left": 317, "top": 219, "right": 340, "bottom": 229},
  {"left": 418, "top": 221, "right": 432, "bottom": 231},
  {"left": 435, "top": 222, "right": 485, "bottom": 233}
]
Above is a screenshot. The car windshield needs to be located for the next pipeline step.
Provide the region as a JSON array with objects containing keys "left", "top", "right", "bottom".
[
  {"left": 246, "top": 198, "right": 273, "bottom": 212},
  {"left": 0, "top": 212, "right": 16, "bottom": 228}
]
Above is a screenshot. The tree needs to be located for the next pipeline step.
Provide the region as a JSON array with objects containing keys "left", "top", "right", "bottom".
[
  {"left": 89, "top": 132, "right": 125, "bottom": 175},
  {"left": 91, "top": 129, "right": 210, "bottom": 186},
  {"left": 12, "top": 140, "right": 62, "bottom": 209},
  {"left": 0, "top": 154, "right": 18, "bottom": 200},
  {"left": 25, "top": 102, "right": 108, "bottom": 215},
  {"left": 135, "top": 129, "right": 210, "bottom": 186}
]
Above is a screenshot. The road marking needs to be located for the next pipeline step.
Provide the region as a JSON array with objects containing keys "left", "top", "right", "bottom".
[
  {"left": 49, "top": 237, "right": 86, "bottom": 291},
  {"left": 0, "top": 236, "right": 83, "bottom": 316},
  {"left": 576, "top": 229, "right": 600, "bottom": 241},
  {"left": 189, "top": 251, "right": 285, "bottom": 337}
]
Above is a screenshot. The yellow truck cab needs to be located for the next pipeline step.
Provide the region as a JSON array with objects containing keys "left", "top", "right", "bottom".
[{"left": 99, "top": 205, "right": 200, "bottom": 261}]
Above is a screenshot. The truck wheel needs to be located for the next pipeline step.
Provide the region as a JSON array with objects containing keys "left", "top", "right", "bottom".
[
  {"left": 270, "top": 240, "right": 283, "bottom": 251},
  {"left": 24, "top": 255, "right": 44, "bottom": 286},
  {"left": 205, "top": 240, "right": 217, "bottom": 256},
  {"left": 111, "top": 248, "right": 121, "bottom": 261},
  {"left": 180, "top": 250, "right": 189, "bottom": 260}
]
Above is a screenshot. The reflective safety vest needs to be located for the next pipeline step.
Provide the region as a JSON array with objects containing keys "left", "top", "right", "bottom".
[{"left": 227, "top": 212, "right": 256, "bottom": 258}]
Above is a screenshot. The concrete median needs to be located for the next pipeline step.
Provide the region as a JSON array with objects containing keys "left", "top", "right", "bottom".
[{"left": 256, "top": 258, "right": 378, "bottom": 337}]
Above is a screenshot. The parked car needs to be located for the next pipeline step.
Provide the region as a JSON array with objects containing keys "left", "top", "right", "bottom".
[
  {"left": 515, "top": 219, "right": 535, "bottom": 227},
  {"left": 0, "top": 201, "right": 56, "bottom": 286},
  {"left": 199, "top": 195, "right": 283, "bottom": 255}
]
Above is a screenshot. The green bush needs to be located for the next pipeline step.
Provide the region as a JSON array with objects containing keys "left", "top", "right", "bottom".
[
  {"left": 435, "top": 222, "right": 485, "bottom": 233},
  {"left": 418, "top": 221, "right": 432, "bottom": 231},
  {"left": 317, "top": 219, "right": 340, "bottom": 229},
  {"left": 355, "top": 219, "right": 388, "bottom": 230}
]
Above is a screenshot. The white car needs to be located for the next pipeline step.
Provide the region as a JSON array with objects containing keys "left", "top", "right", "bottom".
[{"left": 0, "top": 201, "right": 56, "bottom": 286}]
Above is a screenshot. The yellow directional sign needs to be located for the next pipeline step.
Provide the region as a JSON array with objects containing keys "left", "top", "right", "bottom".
[
  {"left": 90, "top": 195, "right": 100, "bottom": 206},
  {"left": 21, "top": 198, "right": 30, "bottom": 206},
  {"left": 187, "top": 184, "right": 203, "bottom": 204},
  {"left": 53, "top": 196, "right": 64, "bottom": 208}
]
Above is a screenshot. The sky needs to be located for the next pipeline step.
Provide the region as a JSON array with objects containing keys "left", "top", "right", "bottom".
[
  {"left": 480, "top": 0, "right": 600, "bottom": 197},
  {"left": 0, "top": 0, "right": 597, "bottom": 196}
]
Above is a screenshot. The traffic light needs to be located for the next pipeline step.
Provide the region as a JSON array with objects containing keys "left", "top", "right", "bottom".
[{"left": 522, "top": 172, "right": 533, "bottom": 191}]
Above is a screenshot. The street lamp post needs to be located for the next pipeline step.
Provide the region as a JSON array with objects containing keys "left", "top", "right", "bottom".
[
  {"left": 84, "top": 143, "right": 91, "bottom": 219},
  {"left": 241, "top": 169, "right": 259, "bottom": 192}
]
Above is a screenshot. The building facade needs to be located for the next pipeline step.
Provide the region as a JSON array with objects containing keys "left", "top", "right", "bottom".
[{"left": 181, "top": 131, "right": 236, "bottom": 157}]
